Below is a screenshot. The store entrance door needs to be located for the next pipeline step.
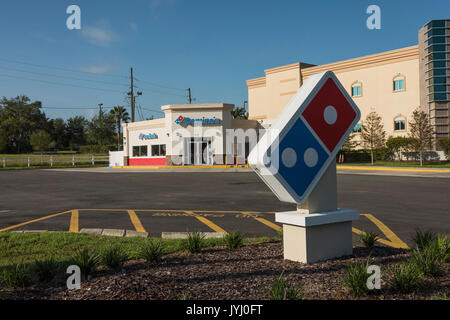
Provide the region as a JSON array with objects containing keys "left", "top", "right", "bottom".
[{"left": 184, "top": 137, "right": 212, "bottom": 165}]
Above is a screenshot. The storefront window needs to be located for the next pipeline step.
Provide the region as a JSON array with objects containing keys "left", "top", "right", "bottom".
[
  {"left": 152, "top": 144, "right": 166, "bottom": 156},
  {"left": 133, "top": 146, "right": 148, "bottom": 157}
]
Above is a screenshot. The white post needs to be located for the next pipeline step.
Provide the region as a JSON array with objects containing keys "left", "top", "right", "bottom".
[
  {"left": 50, "top": 156, "right": 53, "bottom": 167},
  {"left": 72, "top": 155, "right": 75, "bottom": 166},
  {"left": 27, "top": 157, "right": 30, "bottom": 167},
  {"left": 92, "top": 155, "right": 95, "bottom": 165},
  {"left": 2, "top": 158, "right": 5, "bottom": 168}
]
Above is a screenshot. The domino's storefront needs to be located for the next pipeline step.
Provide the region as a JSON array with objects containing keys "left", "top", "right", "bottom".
[{"left": 121, "top": 103, "right": 259, "bottom": 166}]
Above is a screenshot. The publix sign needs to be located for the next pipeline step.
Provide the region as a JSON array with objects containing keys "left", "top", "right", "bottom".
[
  {"left": 175, "top": 115, "right": 221, "bottom": 125},
  {"left": 139, "top": 133, "right": 158, "bottom": 140}
]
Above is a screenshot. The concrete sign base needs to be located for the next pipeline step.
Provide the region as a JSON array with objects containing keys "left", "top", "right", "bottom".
[
  {"left": 275, "top": 164, "right": 360, "bottom": 263},
  {"left": 276, "top": 210, "right": 359, "bottom": 263}
]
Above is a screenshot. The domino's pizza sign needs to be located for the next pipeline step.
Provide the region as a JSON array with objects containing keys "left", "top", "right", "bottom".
[{"left": 248, "top": 71, "right": 360, "bottom": 204}]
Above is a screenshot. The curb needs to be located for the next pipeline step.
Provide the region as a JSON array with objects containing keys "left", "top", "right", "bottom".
[
  {"left": 8, "top": 229, "right": 226, "bottom": 239},
  {"left": 161, "top": 232, "right": 226, "bottom": 239}
]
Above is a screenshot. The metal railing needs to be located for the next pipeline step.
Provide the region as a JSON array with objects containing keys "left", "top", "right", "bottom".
[{"left": 1, "top": 155, "right": 109, "bottom": 168}]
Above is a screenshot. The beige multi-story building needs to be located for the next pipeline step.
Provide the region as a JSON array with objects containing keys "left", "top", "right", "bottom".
[{"left": 247, "top": 19, "right": 450, "bottom": 148}]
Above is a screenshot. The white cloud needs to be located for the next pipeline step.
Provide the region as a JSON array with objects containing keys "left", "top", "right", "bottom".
[
  {"left": 81, "top": 25, "right": 118, "bottom": 46},
  {"left": 80, "top": 65, "right": 112, "bottom": 75}
]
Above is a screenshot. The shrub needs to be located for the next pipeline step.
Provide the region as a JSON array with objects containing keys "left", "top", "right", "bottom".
[
  {"left": 373, "top": 147, "right": 393, "bottom": 161},
  {"left": 436, "top": 234, "right": 450, "bottom": 263},
  {"left": 438, "top": 138, "right": 450, "bottom": 160},
  {"left": 267, "top": 272, "right": 302, "bottom": 300},
  {"left": 0, "top": 262, "right": 31, "bottom": 288},
  {"left": 185, "top": 231, "right": 205, "bottom": 254},
  {"left": 412, "top": 230, "right": 437, "bottom": 250},
  {"left": 70, "top": 248, "right": 100, "bottom": 279},
  {"left": 360, "top": 230, "right": 379, "bottom": 248},
  {"left": 411, "top": 244, "right": 443, "bottom": 277},
  {"left": 34, "top": 257, "right": 59, "bottom": 282},
  {"left": 140, "top": 240, "right": 164, "bottom": 263},
  {"left": 341, "top": 260, "right": 371, "bottom": 297},
  {"left": 389, "top": 262, "right": 421, "bottom": 294},
  {"left": 101, "top": 246, "right": 128, "bottom": 270},
  {"left": 223, "top": 231, "right": 244, "bottom": 250}
]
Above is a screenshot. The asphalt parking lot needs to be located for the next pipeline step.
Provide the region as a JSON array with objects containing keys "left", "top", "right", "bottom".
[{"left": 0, "top": 168, "right": 449, "bottom": 247}]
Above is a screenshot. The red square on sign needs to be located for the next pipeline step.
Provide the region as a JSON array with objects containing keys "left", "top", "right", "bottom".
[{"left": 302, "top": 78, "right": 357, "bottom": 153}]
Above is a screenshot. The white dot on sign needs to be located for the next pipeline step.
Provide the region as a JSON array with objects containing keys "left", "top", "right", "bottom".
[
  {"left": 324, "top": 105, "right": 337, "bottom": 125},
  {"left": 281, "top": 148, "right": 297, "bottom": 168},
  {"left": 304, "top": 148, "right": 318, "bottom": 167}
]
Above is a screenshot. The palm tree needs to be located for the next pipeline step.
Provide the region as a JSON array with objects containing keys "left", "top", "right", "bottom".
[
  {"left": 231, "top": 107, "right": 249, "bottom": 119},
  {"left": 110, "top": 106, "right": 130, "bottom": 150}
]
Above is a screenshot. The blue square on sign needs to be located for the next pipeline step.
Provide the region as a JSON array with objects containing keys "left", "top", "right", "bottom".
[{"left": 271, "top": 118, "right": 328, "bottom": 200}]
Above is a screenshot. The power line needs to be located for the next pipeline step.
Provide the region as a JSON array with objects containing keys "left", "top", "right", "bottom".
[
  {"left": 0, "top": 74, "right": 124, "bottom": 93},
  {"left": 134, "top": 77, "right": 186, "bottom": 92},
  {"left": 133, "top": 84, "right": 187, "bottom": 98},
  {"left": 139, "top": 106, "right": 165, "bottom": 114},
  {"left": 0, "top": 57, "right": 128, "bottom": 79},
  {"left": 0, "top": 65, "right": 128, "bottom": 87}
]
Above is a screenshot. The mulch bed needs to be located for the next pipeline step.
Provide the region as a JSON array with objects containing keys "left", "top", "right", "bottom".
[{"left": 5, "top": 242, "right": 450, "bottom": 300}]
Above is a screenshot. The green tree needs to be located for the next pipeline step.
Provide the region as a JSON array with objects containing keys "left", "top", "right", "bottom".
[
  {"left": 66, "top": 116, "right": 88, "bottom": 149},
  {"left": 409, "top": 108, "right": 434, "bottom": 166},
  {"left": 341, "top": 133, "right": 359, "bottom": 152},
  {"left": 231, "top": 107, "right": 249, "bottom": 119},
  {"left": 0, "top": 96, "right": 48, "bottom": 153},
  {"left": 110, "top": 106, "right": 130, "bottom": 151},
  {"left": 49, "top": 118, "right": 69, "bottom": 150},
  {"left": 30, "top": 130, "right": 52, "bottom": 152},
  {"left": 386, "top": 136, "right": 413, "bottom": 161},
  {"left": 0, "top": 128, "right": 7, "bottom": 153},
  {"left": 86, "top": 109, "right": 115, "bottom": 147},
  {"left": 361, "top": 111, "right": 386, "bottom": 165}
]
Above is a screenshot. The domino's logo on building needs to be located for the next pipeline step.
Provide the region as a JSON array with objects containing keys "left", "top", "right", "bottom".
[
  {"left": 249, "top": 71, "right": 360, "bottom": 204},
  {"left": 175, "top": 115, "right": 184, "bottom": 124}
]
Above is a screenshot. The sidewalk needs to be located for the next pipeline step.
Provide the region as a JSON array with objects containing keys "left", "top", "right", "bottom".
[{"left": 337, "top": 165, "right": 450, "bottom": 178}]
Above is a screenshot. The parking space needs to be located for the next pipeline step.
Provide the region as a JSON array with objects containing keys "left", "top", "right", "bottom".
[
  {"left": 0, "top": 207, "right": 409, "bottom": 248},
  {"left": 1, "top": 170, "right": 448, "bottom": 248}
]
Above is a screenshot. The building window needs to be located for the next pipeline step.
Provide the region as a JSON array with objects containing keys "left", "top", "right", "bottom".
[
  {"left": 353, "top": 123, "right": 362, "bottom": 133},
  {"left": 393, "top": 74, "right": 406, "bottom": 92},
  {"left": 394, "top": 116, "right": 406, "bottom": 131},
  {"left": 351, "top": 82, "right": 362, "bottom": 97},
  {"left": 132, "top": 146, "right": 148, "bottom": 157},
  {"left": 151, "top": 144, "right": 166, "bottom": 156}
]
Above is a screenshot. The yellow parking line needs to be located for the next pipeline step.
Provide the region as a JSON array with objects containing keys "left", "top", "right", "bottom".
[
  {"left": 127, "top": 210, "right": 146, "bottom": 233},
  {"left": 361, "top": 213, "right": 409, "bottom": 249},
  {"left": 338, "top": 166, "right": 450, "bottom": 173},
  {"left": 242, "top": 212, "right": 282, "bottom": 232},
  {"left": 69, "top": 210, "right": 79, "bottom": 233},
  {"left": 0, "top": 210, "right": 72, "bottom": 232},
  {"left": 186, "top": 211, "right": 227, "bottom": 233}
]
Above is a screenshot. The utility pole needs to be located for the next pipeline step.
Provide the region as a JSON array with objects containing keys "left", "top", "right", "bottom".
[
  {"left": 187, "top": 88, "right": 192, "bottom": 104},
  {"left": 98, "top": 103, "right": 103, "bottom": 118},
  {"left": 130, "top": 68, "right": 135, "bottom": 122}
]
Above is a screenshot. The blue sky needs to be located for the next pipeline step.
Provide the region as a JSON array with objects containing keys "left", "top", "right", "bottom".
[{"left": 0, "top": 0, "right": 448, "bottom": 120}]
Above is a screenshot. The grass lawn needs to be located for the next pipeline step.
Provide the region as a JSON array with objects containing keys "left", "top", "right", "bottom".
[
  {"left": 0, "top": 231, "right": 278, "bottom": 268},
  {"left": 339, "top": 161, "right": 450, "bottom": 168}
]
